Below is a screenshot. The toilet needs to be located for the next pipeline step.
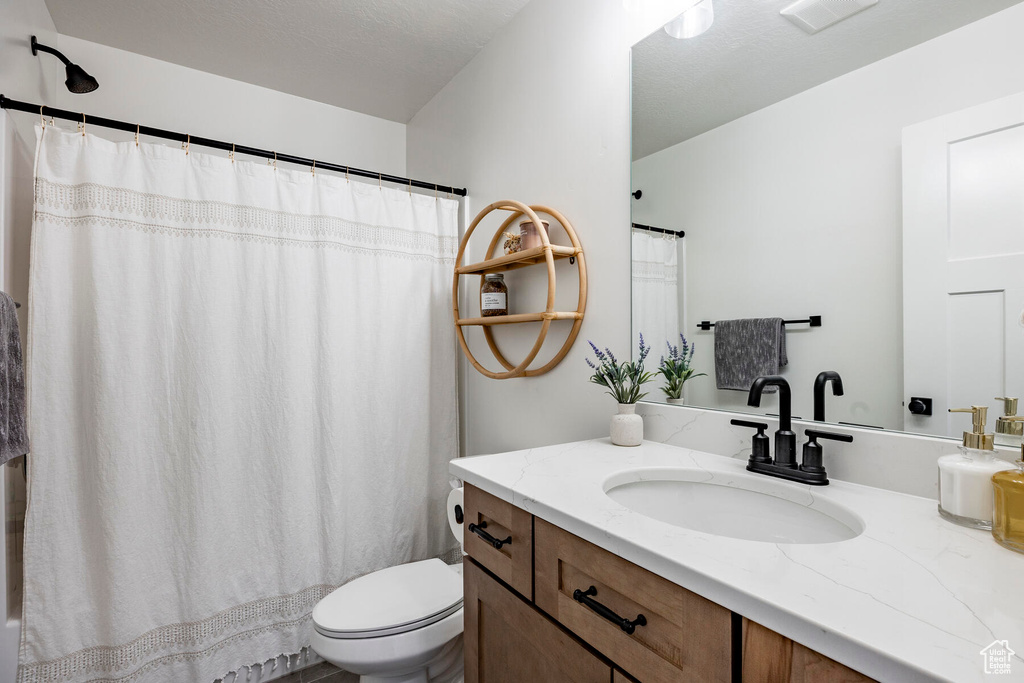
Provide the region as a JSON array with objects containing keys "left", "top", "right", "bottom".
[{"left": 310, "top": 489, "right": 466, "bottom": 683}]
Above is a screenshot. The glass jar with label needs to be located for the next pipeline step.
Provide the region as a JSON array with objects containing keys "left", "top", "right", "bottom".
[{"left": 480, "top": 273, "right": 508, "bottom": 317}]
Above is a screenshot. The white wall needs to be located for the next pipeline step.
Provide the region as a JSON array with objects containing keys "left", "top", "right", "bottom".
[
  {"left": 631, "top": 3, "right": 1024, "bottom": 431},
  {"left": 0, "top": 0, "right": 59, "bottom": 108},
  {"left": 407, "top": 0, "right": 689, "bottom": 457},
  {"left": 51, "top": 35, "right": 406, "bottom": 176}
]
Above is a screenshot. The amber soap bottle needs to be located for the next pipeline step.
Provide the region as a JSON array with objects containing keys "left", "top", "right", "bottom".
[{"left": 992, "top": 445, "right": 1024, "bottom": 554}]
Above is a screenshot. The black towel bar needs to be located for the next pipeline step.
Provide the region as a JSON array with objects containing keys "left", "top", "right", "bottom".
[{"left": 697, "top": 316, "right": 820, "bottom": 331}]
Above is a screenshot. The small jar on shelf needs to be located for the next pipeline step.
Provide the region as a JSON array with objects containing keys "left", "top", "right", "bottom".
[
  {"left": 480, "top": 273, "right": 508, "bottom": 317},
  {"left": 520, "top": 220, "right": 549, "bottom": 250}
]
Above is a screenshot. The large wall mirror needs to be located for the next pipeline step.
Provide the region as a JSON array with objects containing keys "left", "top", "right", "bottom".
[{"left": 631, "top": 0, "right": 1024, "bottom": 441}]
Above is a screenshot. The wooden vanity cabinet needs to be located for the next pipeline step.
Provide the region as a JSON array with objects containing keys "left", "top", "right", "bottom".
[
  {"left": 461, "top": 484, "right": 876, "bottom": 683},
  {"left": 742, "top": 619, "right": 874, "bottom": 683},
  {"left": 464, "top": 559, "right": 612, "bottom": 683}
]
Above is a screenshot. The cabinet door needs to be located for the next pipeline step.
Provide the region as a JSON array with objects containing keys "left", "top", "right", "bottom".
[
  {"left": 742, "top": 619, "right": 875, "bottom": 682},
  {"left": 464, "top": 559, "right": 612, "bottom": 683}
]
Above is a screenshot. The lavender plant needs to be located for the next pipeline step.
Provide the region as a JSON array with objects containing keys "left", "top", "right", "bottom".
[
  {"left": 585, "top": 334, "right": 655, "bottom": 404},
  {"left": 657, "top": 334, "right": 706, "bottom": 400}
]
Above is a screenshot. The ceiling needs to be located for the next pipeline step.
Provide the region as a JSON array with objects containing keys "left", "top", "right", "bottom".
[
  {"left": 44, "top": 0, "right": 531, "bottom": 123},
  {"left": 632, "top": 0, "right": 1024, "bottom": 160}
]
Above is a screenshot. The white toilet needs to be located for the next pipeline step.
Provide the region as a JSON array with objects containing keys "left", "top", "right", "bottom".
[{"left": 310, "top": 490, "right": 465, "bottom": 683}]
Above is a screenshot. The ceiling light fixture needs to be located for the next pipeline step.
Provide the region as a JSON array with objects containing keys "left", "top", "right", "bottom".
[
  {"left": 30, "top": 36, "right": 99, "bottom": 94},
  {"left": 664, "top": 0, "right": 714, "bottom": 39}
]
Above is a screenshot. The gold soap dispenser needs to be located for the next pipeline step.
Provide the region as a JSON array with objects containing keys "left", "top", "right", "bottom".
[
  {"left": 994, "top": 397, "right": 1024, "bottom": 447},
  {"left": 993, "top": 445, "right": 1024, "bottom": 554},
  {"left": 938, "top": 406, "right": 1014, "bottom": 529}
]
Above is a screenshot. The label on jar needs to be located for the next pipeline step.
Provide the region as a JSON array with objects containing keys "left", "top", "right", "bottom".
[{"left": 481, "top": 292, "right": 507, "bottom": 311}]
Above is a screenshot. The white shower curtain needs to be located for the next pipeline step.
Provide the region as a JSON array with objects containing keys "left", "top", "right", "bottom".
[
  {"left": 19, "top": 126, "right": 460, "bottom": 683},
  {"left": 631, "top": 228, "right": 680, "bottom": 355}
]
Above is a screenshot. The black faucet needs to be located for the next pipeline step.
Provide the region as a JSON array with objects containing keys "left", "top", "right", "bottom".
[
  {"left": 732, "top": 375, "right": 853, "bottom": 486},
  {"left": 813, "top": 371, "right": 844, "bottom": 422},
  {"left": 747, "top": 376, "right": 797, "bottom": 467}
]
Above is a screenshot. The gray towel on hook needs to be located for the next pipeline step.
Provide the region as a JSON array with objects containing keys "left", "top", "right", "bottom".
[
  {"left": 714, "top": 318, "right": 788, "bottom": 392},
  {"left": 0, "top": 292, "right": 28, "bottom": 464}
]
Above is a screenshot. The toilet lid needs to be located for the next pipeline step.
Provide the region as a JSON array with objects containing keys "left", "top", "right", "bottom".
[{"left": 313, "top": 559, "right": 463, "bottom": 639}]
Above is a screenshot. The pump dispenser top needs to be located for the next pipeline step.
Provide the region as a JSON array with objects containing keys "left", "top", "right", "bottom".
[
  {"left": 994, "top": 397, "right": 1024, "bottom": 446},
  {"left": 949, "top": 405, "right": 994, "bottom": 450}
]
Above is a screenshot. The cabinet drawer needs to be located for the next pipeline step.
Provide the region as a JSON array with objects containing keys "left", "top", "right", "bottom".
[
  {"left": 535, "top": 518, "right": 731, "bottom": 683},
  {"left": 464, "top": 559, "right": 612, "bottom": 683},
  {"left": 463, "top": 484, "right": 533, "bottom": 600}
]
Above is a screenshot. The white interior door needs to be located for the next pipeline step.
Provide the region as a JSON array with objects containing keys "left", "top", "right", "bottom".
[{"left": 903, "top": 92, "right": 1024, "bottom": 439}]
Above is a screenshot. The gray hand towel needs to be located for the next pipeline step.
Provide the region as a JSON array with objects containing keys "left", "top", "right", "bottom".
[
  {"left": 0, "top": 292, "right": 28, "bottom": 464},
  {"left": 714, "top": 318, "right": 788, "bottom": 392}
]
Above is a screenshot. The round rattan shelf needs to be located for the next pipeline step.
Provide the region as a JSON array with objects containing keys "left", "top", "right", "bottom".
[{"left": 452, "top": 201, "right": 587, "bottom": 379}]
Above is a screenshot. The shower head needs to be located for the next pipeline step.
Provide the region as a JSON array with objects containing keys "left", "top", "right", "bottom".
[
  {"left": 62, "top": 63, "right": 99, "bottom": 94},
  {"left": 31, "top": 36, "right": 99, "bottom": 94}
]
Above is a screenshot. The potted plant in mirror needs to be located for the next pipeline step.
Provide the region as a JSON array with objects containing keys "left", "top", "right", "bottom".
[
  {"left": 658, "top": 334, "right": 706, "bottom": 405},
  {"left": 585, "top": 335, "right": 654, "bottom": 446}
]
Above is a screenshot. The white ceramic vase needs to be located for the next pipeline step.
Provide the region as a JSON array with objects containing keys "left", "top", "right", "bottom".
[
  {"left": 610, "top": 403, "right": 643, "bottom": 447},
  {"left": 666, "top": 397, "right": 685, "bottom": 405}
]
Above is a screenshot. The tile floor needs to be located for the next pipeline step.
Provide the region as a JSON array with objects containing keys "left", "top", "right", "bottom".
[{"left": 274, "top": 662, "right": 356, "bottom": 683}]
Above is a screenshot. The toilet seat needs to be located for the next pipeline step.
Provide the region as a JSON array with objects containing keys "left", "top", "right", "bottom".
[{"left": 313, "top": 559, "right": 463, "bottom": 640}]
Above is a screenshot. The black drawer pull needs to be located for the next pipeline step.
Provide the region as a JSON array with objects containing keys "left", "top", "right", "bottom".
[
  {"left": 572, "top": 585, "right": 647, "bottom": 635},
  {"left": 468, "top": 521, "right": 512, "bottom": 549}
]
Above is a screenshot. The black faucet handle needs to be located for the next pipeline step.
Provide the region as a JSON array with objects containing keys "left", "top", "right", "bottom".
[
  {"left": 731, "top": 419, "right": 771, "bottom": 464},
  {"left": 805, "top": 429, "right": 853, "bottom": 443},
  {"left": 730, "top": 419, "right": 768, "bottom": 432},
  {"left": 800, "top": 429, "right": 852, "bottom": 482}
]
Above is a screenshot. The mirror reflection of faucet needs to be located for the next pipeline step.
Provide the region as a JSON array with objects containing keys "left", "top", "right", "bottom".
[
  {"left": 813, "top": 371, "right": 844, "bottom": 422},
  {"left": 732, "top": 375, "right": 853, "bottom": 485}
]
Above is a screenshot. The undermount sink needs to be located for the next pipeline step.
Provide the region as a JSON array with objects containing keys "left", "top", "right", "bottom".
[{"left": 604, "top": 467, "right": 864, "bottom": 544}]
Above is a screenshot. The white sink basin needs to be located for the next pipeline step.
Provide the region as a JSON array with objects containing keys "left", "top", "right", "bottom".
[{"left": 604, "top": 467, "right": 864, "bottom": 544}]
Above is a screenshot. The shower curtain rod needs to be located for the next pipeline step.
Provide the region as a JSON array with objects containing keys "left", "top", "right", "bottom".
[
  {"left": 632, "top": 222, "right": 684, "bottom": 238},
  {"left": 0, "top": 95, "right": 468, "bottom": 197}
]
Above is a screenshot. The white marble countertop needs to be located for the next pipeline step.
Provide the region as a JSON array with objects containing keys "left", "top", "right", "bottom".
[{"left": 450, "top": 439, "right": 1024, "bottom": 682}]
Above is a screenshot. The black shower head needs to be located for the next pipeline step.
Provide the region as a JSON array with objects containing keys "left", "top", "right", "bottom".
[
  {"left": 63, "top": 63, "right": 99, "bottom": 94},
  {"left": 31, "top": 36, "right": 99, "bottom": 94}
]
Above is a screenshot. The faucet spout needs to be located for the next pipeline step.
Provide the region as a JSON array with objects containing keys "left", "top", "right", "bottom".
[
  {"left": 747, "top": 375, "right": 797, "bottom": 467},
  {"left": 747, "top": 375, "right": 792, "bottom": 432},
  {"left": 813, "top": 371, "right": 844, "bottom": 422}
]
